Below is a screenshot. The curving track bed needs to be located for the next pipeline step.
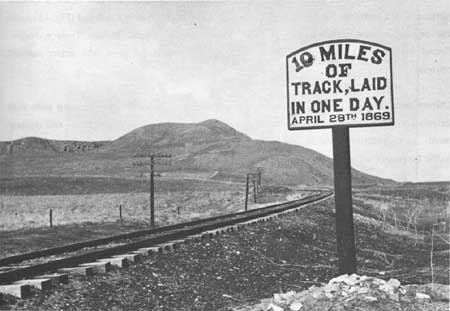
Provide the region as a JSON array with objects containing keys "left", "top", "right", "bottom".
[{"left": 0, "top": 190, "right": 333, "bottom": 298}]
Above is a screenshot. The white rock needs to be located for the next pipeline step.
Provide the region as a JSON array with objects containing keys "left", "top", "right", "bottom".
[
  {"left": 329, "top": 274, "right": 349, "bottom": 284},
  {"left": 360, "top": 276, "right": 373, "bottom": 282},
  {"left": 267, "top": 303, "right": 284, "bottom": 311},
  {"left": 289, "top": 301, "right": 303, "bottom": 311},
  {"left": 387, "top": 278, "right": 401, "bottom": 289},
  {"left": 311, "top": 289, "right": 323, "bottom": 299},
  {"left": 347, "top": 286, "right": 359, "bottom": 294},
  {"left": 324, "top": 283, "right": 340, "bottom": 293},
  {"left": 325, "top": 292, "right": 333, "bottom": 299},
  {"left": 379, "top": 284, "right": 394, "bottom": 294},
  {"left": 273, "top": 293, "right": 282, "bottom": 303},
  {"left": 344, "top": 296, "right": 355, "bottom": 303},
  {"left": 364, "top": 296, "right": 378, "bottom": 302},
  {"left": 358, "top": 287, "right": 369, "bottom": 294},
  {"left": 343, "top": 274, "right": 360, "bottom": 286},
  {"left": 373, "top": 278, "right": 387, "bottom": 286},
  {"left": 280, "top": 291, "right": 296, "bottom": 301},
  {"left": 389, "top": 292, "right": 399, "bottom": 301},
  {"left": 416, "top": 292, "right": 431, "bottom": 300}
]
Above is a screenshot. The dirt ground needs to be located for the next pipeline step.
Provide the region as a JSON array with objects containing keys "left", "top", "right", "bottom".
[
  {"left": 0, "top": 184, "right": 301, "bottom": 257},
  {"left": 2, "top": 197, "right": 448, "bottom": 310}
]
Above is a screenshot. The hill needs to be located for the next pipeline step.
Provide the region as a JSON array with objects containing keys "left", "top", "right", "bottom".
[
  {"left": 0, "top": 119, "right": 392, "bottom": 186},
  {"left": 103, "top": 119, "right": 250, "bottom": 154},
  {"left": 0, "top": 137, "right": 107, "bottom": 155}
]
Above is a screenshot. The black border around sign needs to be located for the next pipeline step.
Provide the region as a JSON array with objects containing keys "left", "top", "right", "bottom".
[{"left": 286, "top": 39, "right": 395, "bottom": 131}]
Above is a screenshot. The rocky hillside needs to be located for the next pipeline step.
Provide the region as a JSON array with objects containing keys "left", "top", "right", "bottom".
[
  {"left": 103, "top": 119, "right": 250, "bottom": 154},
  {"left": 0, "top": 137, "right": 107, "bottom": 155},
  {"left": 0, "top": 120, "right": 392, "bottom": 186}
]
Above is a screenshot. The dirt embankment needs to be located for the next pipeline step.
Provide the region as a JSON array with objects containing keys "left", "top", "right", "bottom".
[{"left": 4, "top": 199, "right": 448, "bottom": 310}]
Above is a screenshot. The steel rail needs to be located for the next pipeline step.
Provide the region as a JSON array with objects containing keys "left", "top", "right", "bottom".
[
  {"left": 0, "top": 191, "right": 324, "bottom": 266},
  {"left": 0, "top": 191, "right": 333, "bottom": 284}
]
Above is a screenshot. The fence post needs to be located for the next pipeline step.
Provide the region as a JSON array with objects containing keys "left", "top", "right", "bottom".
[
  {"left": 245, "top": 174, "right": 249, "bottom": 211},
  {"left": 49, "top": 209, "right": 53, "bottom": 228},
  {"left": 119, "top": 204, "right": 123, "bottom": 222},
  {"left": 253, "top": 178, "right": 257, "bottom": 203}
]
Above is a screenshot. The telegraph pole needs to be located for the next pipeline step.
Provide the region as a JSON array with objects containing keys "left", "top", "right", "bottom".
[
  {"left": 245, "top": 172, "right": 257, "bottom": 210},
  {"left": 256, "top": 167, "right": 263, "bottom": 190},
  {"left": 150, "top": 156, "right": 155, "bottom": 227},
  {"left": 133, "top": 152, "right": 171, "bottom": 227},
  {"left": 252, "top": 177, "right": 257, "bottom": 203}
]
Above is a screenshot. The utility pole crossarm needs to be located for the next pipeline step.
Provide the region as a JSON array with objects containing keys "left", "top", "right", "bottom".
[{"left": 134, "top": 152, "right": 172, "bottom": 158}]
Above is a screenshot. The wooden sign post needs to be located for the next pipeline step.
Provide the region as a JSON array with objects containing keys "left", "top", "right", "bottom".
[
  {"left": 286, "top": 39, "right": 394, "bottom": 274},
  {"left": 332, "top": 126, "right": 356, "bottom": 273}
]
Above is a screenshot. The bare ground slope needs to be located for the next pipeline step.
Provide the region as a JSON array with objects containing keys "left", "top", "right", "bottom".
[{"left": 0, "top": 119, "right": 392, "bottom": 186}]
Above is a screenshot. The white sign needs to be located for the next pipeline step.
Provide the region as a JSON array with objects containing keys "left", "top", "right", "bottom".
[{"left": 287, "top": 39, "right": 394, "bottom": 130}]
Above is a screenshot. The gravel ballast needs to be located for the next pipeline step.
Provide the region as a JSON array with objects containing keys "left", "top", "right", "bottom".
[{"left": 2, "top": 199, "right": 448, "bottom": 310}]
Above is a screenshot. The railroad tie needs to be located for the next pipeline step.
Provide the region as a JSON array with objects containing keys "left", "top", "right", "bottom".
[
  {"left": 157, "top": 243, "right": 175, "bottom": 252},
  {"left": 0, "top": 283, "right": 31, "bottom": 299},
  {"left": 132, "top": 248, "right": 153, "bottom": 256},
  {"left": 182, "top": 237, "right": 195, "bottom": 245},
  {"left": 187, "top": 234, "right": 203, "bottom": 242},
  {"left": 140, "top": 246, "right": 163, "bottom": 255},
  {"left": 13, "top": 278, "right": 52, "bottom": 291},
  {"left": 112, "top": 253, "right": 142, "bottom": 264},
  {"left": 80, "top": 261, "right": 112, "bottom": 273},
  {"left": 34, "top": 273, "right": 69, "bottom": 285},
  {"left": 98, "top": 257, "right": 128, "bottom": 268},
  {"left": 58, "top": 266, "right": 94, "bottom": 277},
  {"left": 0, "top": 192, "right": 332, "bottom": 303},
  {"left": 201, "top": 231, "right": 215, "bottom": 239},
  {"left": 171, "top": 240, "right": 187, "bottom": 248}
]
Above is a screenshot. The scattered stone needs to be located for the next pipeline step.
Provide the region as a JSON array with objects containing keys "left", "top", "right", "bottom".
[
  {"left": 364, "top": 295, "right": 378, "bottom": 302},
  {"left": 267, "top": 303, "right": 283, "bottom": 311},
  {"left": 388, "top": 292, "right": 399, "bottom": 302},
  {"left": 289, "top": 301, "right": 303, "bottom": 311},
  {"left": 238, "top": 274, "right": 449, "bottom": 311},
  {"left": 329, "top": 274, "right": 350, "bottom": 284},
  {"left": 343, "top": 274, "right": 360, "bottom": 286},
  {"left": 358, "top": 287, "right": 369, "bottom": 294},
  {"left": 416, "top": 292, "right": 431, "bottom": 300},
  {"left": 278, "top": 291, "right": 295, "bottom": 302},
  {"left": 387, "top": 278, "right": 401, "bottom": 289},
  {"left": 404, "top": 283, "right": 450, "bottom": 301}
]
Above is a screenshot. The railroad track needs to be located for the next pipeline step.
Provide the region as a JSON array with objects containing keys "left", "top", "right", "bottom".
[{"left": 0, "top": 190, "right": 333, "bottom": 298}]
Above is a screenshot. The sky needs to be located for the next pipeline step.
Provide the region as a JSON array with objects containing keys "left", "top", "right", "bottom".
[{"left": 0, "top": 1, "right": 449, "bottom": 182}]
